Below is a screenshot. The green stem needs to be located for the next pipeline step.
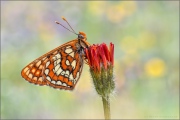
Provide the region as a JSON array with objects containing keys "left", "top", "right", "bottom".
[{"left": 102, "top": 95, "right": 110, "bottom": 119}]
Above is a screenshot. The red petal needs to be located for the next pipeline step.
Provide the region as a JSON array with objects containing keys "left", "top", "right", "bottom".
[
  {"left": 102, "top": 43, "right": 110, "bottom": 62},
  {"left": 99, "top": 45, "right": 107, "bottom": 69},
  {"left": 91, "top": 47, "right": 100, "bottom": 72}
]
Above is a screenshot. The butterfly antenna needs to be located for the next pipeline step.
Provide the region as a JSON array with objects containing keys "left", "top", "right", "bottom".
[
  {"left": 55, "top": 21, "right": 78, "bottom": 35},
  {"left": 61, "top": 16, "right": 77, "bottom": 34}
]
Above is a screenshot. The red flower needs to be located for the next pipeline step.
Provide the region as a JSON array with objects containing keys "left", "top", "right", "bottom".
[
  {"left": 85, "top": 43, "right": 115, "bottom": 120},
  {"left": 85, "top": 42, "right": 114, "bottom": 73}
]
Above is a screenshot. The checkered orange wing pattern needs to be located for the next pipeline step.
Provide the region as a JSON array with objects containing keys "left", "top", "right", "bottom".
[{"left": 21, "top": 37, "right": 90, "bottom": 90}]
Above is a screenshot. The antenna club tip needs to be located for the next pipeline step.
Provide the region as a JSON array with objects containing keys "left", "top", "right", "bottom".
[
  {"left": 55, "top": 21, "right": 60, "bottom": 24},
  {"left": 61, "top": 16, "right": 67, "bottom": 21}
]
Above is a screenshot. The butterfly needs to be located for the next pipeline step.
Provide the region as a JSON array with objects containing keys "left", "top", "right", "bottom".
[{"left": 21, "top": 17, "right": 90, "bottom": 90}]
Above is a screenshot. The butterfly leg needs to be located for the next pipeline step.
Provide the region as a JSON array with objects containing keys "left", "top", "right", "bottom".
[
  {"left": 84, "top": 59, "right": 89, "bottom": 65},
  {"left": 81, "top": 54, "right": 89, "bottom": 65}
]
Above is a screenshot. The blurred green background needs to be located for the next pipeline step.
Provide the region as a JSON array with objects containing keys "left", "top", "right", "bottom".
[{"left": 1, "top": 1, "right": 179, "bottom": 119}]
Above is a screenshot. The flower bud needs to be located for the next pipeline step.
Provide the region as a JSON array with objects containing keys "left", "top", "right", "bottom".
[{"left": 85, "top": 43, "right": 115, "bottom": 97}]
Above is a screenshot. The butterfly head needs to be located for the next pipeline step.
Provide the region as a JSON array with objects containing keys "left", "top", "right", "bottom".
[
  {"left": 78, "top": 31, "right": 87, "bottom": 41},
  {"left": 77, "top": 31, "right": 90, "bottom": 49}
]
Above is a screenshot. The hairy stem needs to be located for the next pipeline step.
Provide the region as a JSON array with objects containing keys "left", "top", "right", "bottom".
[{"left": 102, "top": 95, "right": 110, "bottom": 119}]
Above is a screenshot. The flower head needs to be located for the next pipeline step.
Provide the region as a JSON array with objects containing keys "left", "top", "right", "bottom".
[
  {"left": 85, "top": 43, "right": 115, "bottom": 97},
  {"left": 85, "top": 42, "right": 114, "bottom": 73}
]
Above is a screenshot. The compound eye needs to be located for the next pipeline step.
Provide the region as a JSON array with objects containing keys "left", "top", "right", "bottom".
[{"left": 78, "top": 34, "right": 84, "bottom": 39}]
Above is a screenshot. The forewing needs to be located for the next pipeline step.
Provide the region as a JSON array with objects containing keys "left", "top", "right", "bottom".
[{"left": 43, "top": 45, "right": 84, "bottom": 90}]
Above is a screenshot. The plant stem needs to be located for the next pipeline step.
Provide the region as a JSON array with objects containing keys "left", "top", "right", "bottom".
[{"left": 102, "top": 95, "right": 110, "bottom": 119}]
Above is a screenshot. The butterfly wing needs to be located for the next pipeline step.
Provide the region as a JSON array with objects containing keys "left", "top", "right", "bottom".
[
  {"left": 42, "top": 41, "right": 84, "bottom": 90},
  {"left": 21, "top": 39, "right": 86, "bottom": 90}
]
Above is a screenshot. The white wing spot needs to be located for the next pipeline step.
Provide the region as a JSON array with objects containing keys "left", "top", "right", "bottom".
[
  {"left": 54, "top": 64, "right": 60, "bottom": 72},
  {"left": 71, "top": 60, "right": 76, "bottom": 69},
  {"left": 54, "top": 59, "right": 60, "bottom": 66},
  {"left": 56, "top": 67, "right": 62, "bottom": 76},
  {"left": 57, "top": 81, "right": 62, "bottom": 85},
  {"left": 57, "top": 59, "right": 61, "bottom": 63},
  {"left": 76, "top": 72, "right": 80, "bottom": 80},
  {"left": 61, "top": 71, "right": 65, "bottom": 75},
  {"left": 69, "top": 52, "right": 74, "bottom": 57},
  {"left": 65, "top": 70, "right": 70, "bottom": 77},
  {"left": 62, "top": 83, "right": 67, "bottom": 87},
  {"left": 45, "top": 69, "right": 49, "bottom": 75},
  {"left": 46, "top": 61, "right": 50, "bottom": 67},
  {"left": 53, "top": 53, "right": 61, "bottom": 60},
  {"left": 26, "top": 70, "right": 30, "bottom": 75},
  {"left": 69, "top": 73, "right": 74, "bottom": 80},
  {"left": 28, "top": 74, "right": 33, "bottom": 79},
  {"left": 29, "top": 64, "right": 33, "bottom": 67},
  {"left": 51, "top": 81, "right": 56, "bottom": 84},
  {"left": 65, "top": 48, "right": 73, "bottom": 54},
  {"left": 38, "top": 77, "right": 43, "bottom": 82},
  {"left": 36, "top": 61, "right": 41, "bottom": 67},
  {"left": 46, "top": 76, "right": 51, "bottom": 82},
  {"left": 66, "top": 70, "right": 70, "bottom": 76},
  {"left": 33, "top": 77, "right": 37, "bottom": 81},
  {"left": 66, "top": 46, "right": 71, "bottom": 49},
  {"left": 55, "top": 53, "right": 61, "bottom": 59},
  {"left": 23, "top": 67, "right": 29, "bottom": 72},
  {"left": 66, "top": 60, "right": 70, "bottom": 65}
]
